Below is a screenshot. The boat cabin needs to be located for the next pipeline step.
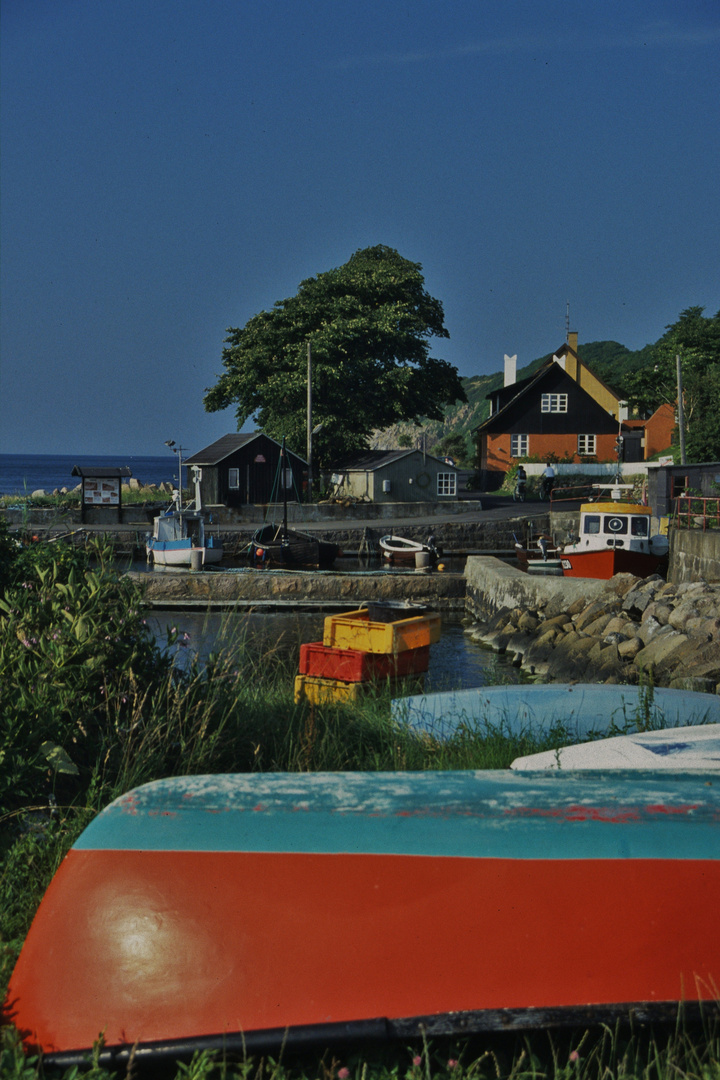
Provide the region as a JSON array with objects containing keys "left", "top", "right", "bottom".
[{"left": 574, "top": 502, "right": 652, "bottom": 547}]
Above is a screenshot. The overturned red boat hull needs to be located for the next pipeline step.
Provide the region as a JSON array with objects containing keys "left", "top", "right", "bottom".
[{"left": 5, "top": 771, "right": 719, "bottom": 1065}]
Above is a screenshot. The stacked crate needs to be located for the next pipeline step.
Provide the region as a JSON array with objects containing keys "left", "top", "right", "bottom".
[{"left": 294, "top": 605, "right": 441, "bottom": 705}]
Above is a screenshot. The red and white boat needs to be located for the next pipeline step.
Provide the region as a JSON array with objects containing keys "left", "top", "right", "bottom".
[{"left": 560, "top": 487, "right": 668, "bottom": 579}]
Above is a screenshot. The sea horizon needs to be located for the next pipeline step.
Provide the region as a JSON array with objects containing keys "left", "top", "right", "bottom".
[{"left": 0, "top": 452, "right": 182, "bottom": 497}]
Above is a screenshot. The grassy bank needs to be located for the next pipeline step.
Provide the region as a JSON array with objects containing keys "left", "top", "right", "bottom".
[{"left": 0, "top": 524, "right": 716, "bottom": 1079}]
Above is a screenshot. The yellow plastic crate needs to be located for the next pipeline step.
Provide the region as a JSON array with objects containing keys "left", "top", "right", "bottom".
[
  {"left": 294, "top": 673, "right": 425, "bottom": 705},
  {"left": 322, "top": 608, "right": 441, "bottom": 654}
]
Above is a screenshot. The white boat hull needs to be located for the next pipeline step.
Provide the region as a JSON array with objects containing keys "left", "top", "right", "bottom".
[{"left": 512, "top": 723, "right": 720, "bottom": 771}]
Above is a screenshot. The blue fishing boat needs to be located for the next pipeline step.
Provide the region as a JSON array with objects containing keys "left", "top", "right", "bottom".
[
  {"left": 5, "top": 770, "right": 720, "bottom": 1070},
  {"left": 146, "top": 465, "right": 222, "bottom": 567}
]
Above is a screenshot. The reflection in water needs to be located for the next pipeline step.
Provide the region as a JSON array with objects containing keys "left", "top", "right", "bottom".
[{"left": 147, "top": 611, "right": 518, "bottom": 692}]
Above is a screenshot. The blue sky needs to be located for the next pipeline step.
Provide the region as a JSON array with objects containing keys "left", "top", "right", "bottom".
[{"left": 2, "top": 0, "right": 718, "bottom": 456}]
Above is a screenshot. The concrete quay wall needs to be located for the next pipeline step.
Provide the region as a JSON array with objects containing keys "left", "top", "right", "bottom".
[
  {"left": 669, "top": 528, "right": 720, "bottom": 585},
  {"left": 126, "top": 569, "right": 466, "bottom": 611},
  {"left": 464, "top": 557, "right": 605, "bottom": 622}
]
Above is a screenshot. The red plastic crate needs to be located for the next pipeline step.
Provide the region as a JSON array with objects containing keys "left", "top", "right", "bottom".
[{"left": 299, "top": 641, "right": 430, "bottom": 683}]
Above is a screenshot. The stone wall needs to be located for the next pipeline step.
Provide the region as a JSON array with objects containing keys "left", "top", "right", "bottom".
[{"left": 464, "top": 556, "right": 720, "bottom": 691}]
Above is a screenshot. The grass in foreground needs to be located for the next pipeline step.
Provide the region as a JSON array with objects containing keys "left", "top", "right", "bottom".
[
  {"left": 2, "top": 1014, "right": 719, "bottom": 1080},
  {"left": 0, "top": 523, "right": 717, "bottom": 1077}
]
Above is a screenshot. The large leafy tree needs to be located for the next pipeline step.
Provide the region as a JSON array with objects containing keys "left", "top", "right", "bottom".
[
  {"left": 204, "top": 245, "right": 466, "bottom": 466},
  {"left": 617, "top": 306, "right": 720, "bottom": 461}
]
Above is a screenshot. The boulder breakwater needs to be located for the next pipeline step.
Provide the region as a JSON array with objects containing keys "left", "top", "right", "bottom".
[{"left": 465, "top": 556, "right": 720, "bottom": 691}]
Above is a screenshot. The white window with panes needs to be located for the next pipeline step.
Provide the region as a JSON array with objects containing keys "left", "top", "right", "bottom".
[
  {"left": 437, "top": 472, "right": 456, "bottom": 496},
  {"left": 541, "top": 393, "right": 568, "bottom": 413},
  {"left": 577, "top": 435, "right": 597, "bottom": 456},
  {"left": 511, "top": 434, "right": 529, "bottom": 458}
]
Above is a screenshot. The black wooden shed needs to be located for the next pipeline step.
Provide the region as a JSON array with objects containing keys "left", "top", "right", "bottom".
[{"left": 185, "top": 434, "right": 308, "bottom": 508}]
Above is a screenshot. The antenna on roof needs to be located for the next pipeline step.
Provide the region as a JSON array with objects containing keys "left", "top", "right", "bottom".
[{"left": 565, "top": 300, "right": 570, "bottom": 342}]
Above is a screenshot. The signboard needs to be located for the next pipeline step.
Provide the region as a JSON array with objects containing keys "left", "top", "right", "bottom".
[{"left": 82, "top": 478, "right": 121, "bottom": 505}]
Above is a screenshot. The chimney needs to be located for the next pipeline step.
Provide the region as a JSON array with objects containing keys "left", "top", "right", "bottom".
[
  {"left": 504, "top": 353, "right": 517, "bottom": 387},
  {"left": 567, "top": 331, "right": 578, "bottom": 353}
]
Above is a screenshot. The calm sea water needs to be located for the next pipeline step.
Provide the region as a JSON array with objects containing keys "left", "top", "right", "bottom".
[{"left": 0, "top": 454, "right": 182, "bottom": 497}]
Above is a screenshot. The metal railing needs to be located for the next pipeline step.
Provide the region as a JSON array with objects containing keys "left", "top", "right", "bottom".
[{"left": 672, "top": 494, "right": 720, "bottom": 530}]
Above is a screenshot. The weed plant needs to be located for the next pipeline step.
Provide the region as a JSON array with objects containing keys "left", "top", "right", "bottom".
[{"left": 0, "top": 520, "right": 717, "bottom": 1078}]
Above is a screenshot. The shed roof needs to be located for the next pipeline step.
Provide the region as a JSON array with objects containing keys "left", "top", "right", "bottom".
[
  {"left": 331, "top": 449, "right": 458, "bottom": 472},
  {"left": 71, "top": 466, "right": 132, "bottom": 478},
  {"left": 185, "top": 433, "right": 308, "bottom": 467}
]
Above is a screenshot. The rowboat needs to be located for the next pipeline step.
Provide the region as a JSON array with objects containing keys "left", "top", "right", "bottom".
[
  {"left": 249, "top": 438, "right": 338, "bottom": 568},
  {"left": 391, "top": 683, "right": 720, "bottom": 741},
  {"left": 6, "top": 770, "right": 719, "bottom": 1070},
  {"left": 512, "top": 722, "right": 720, "bottom": 771},
  {"left": 379, "top": 534, "right": 440, "bottom": 565},
  {"left": 249, "top": 522, "right": 338, "bottom": 569}
]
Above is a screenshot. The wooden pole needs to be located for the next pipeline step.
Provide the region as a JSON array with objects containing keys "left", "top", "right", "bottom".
[
  {"left": 676, "top": 353, "right": 687, "bottom": 465},
  {"left": 307, "top": 341, "right": 313, "bottom": 502}
]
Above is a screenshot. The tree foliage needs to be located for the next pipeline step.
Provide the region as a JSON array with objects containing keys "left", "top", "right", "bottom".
[
  {"left": 204, "top": 245, "right": 466, "bottom": 466},
  {"left": 617, "top": 306, "right": 720, "bottom": 461}
]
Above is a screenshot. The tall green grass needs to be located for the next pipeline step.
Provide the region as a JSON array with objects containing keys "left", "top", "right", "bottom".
[{"left": 0, "top": 522, "right": 717, "bottom": 1078}]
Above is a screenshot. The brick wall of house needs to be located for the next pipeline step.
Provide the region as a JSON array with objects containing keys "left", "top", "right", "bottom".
[{"left": 485, "top": 432, "right": 621, "bottom": 474}]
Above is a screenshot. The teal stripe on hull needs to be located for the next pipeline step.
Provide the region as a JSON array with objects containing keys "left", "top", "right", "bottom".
[{"left": 74, "top": 770, "right": 720, "bottom": 862}]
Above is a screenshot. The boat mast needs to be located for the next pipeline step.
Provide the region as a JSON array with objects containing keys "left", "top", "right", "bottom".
[{"left": 281, "top": 436, "right": 288, "bottom": 540}]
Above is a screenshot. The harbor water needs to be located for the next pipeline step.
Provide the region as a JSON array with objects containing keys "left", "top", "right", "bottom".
[{"left": 147, "top": 610, "right": 519, "bottom": 693}]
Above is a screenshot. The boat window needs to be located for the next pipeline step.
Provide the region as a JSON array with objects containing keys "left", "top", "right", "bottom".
[
  {"left": 631, "top": 516, "right": 649, "bottom": 536},
  {"left": 583, "top": 515, "right": 601, "bottom": 534},
  {"left": 604, "top": 515, "right": 628, "bottom": 534}
]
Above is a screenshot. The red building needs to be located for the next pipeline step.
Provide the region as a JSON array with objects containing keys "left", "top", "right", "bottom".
[{"left": 475, "top": 334, "right": 674, "bottom": 489}]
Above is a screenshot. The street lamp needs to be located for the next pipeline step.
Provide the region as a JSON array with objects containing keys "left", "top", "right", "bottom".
[{"left": 165, "top": 439, "right": 186, "bottom": 510}]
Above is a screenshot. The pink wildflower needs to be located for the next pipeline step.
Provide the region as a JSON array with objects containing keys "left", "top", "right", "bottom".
[
  {"left": 569, "top": 1051, "right": 580, "bottom": 1063},
  {"left": 413, "top": 1057, "right": 422, "bottom": 1068},
  {"left": 338, "top": 1069, "right": 350, "bottom": 1079},
  {"left": 448, "top": 1061, "right": 458, "bottom": 1071}
]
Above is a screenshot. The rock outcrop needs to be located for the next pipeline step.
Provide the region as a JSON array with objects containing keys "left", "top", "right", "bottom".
[{"left": 466, "top": 573, "right": 720, "bottom": 692}]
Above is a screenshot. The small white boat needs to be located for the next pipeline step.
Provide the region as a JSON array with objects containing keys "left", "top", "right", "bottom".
[
  {"left": 511, "top": 723, "right": 720, "bottom": 771},
  {"left": 146, "top": 466, "right": 223, "bottom": 567},
  {"left": 380, "top": 534, "right": 440, "bottom": 564}
]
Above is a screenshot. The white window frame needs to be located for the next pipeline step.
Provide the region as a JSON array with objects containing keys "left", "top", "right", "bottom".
[
  {"left": 577, "top": 435, "right": 597, "bottom": 456},
  {"left": 437, "top": 472, "right": 456, "bottom": 497},
  {"left": 541, "top": 393, "right": 568, "bottom": 413},
  {"left": 511, "top": 434, "right": 529, "bottom": 458},
  {"left": 228, "top": 468, "right": 240, "bottom": 490}
]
